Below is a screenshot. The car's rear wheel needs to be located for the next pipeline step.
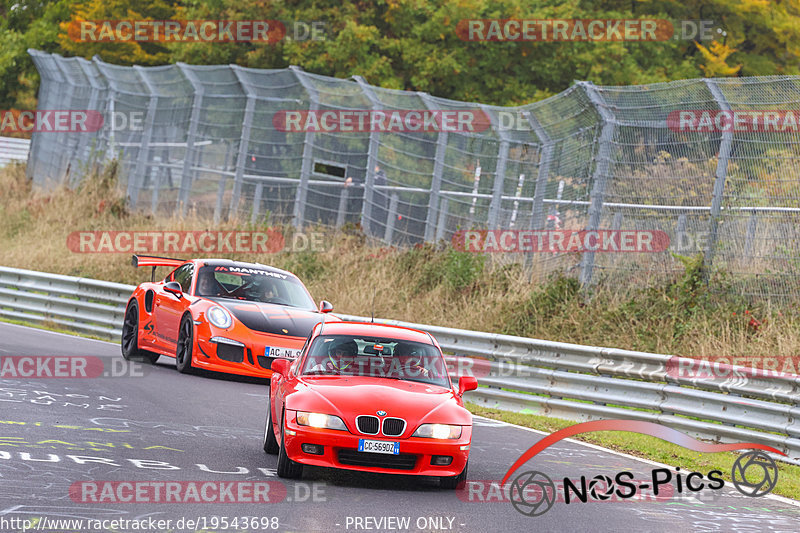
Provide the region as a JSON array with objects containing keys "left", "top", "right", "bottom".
[
  {"left": 175, "top": 316, "right": 196, "bottom": 374},
  {"left": 276, "top": 411, "right": 303, "bottom": 478},
  {"left": 263, "top": 401, "right": 279, "bottom": 455},
  {"left": 440, "top": 461, "right": 468, "bottom": 489},
  {"left": 121, "top": 302, "right": 159, "bottom": 364}
]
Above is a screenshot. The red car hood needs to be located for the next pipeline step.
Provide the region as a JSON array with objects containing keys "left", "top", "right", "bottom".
[{"left": 285, "top": 376, "right": 472, "bottom": 432}]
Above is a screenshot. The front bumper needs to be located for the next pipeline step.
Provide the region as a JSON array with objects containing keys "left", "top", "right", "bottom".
[
  {"left": 283, "top": 412, "right": 471, "bottom": 477},
  {"left": 194, "top": 325, "right": 303, "bottom": 378}
]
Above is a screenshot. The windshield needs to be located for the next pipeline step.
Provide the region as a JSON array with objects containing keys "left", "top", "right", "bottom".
[
  {"left": 301, "top": 335, "right": 450, "bottom": 388},
  {"left": 195, "top": 265, "right": 316, "bottom": 310}
]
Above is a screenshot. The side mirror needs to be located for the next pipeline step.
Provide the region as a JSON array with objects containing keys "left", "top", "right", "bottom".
[
  {"left": 458, "top": 376, "right": 478, "bottom": 396},
  {"left": 164, "top": 281, "right": 183, "bottom": 299},
  {"left": 319, "top": 300, "right": 334, "bottom": 313},
  {"left": 271, "top": 358, "right": 289, "bottom": 377}
]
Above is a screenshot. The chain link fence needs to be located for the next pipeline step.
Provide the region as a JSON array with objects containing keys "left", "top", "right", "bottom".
[{"left": 27, "top": 49, "right": 800, "bottom": 301}]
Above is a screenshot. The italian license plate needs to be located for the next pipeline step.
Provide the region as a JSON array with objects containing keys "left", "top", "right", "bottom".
[
  {"left": 358, "top": 439, "right": 399, "bottom": 455},
  {"left": 265, "top": 347, "right": 300, "bottom": 359}
]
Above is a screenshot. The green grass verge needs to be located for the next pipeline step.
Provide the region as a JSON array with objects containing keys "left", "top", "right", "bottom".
[
  {"left": 466, "top": 402, "right": 800, "bottom": 502},
  {"left": 0, "top": 316, "right": 114, "bottom": 343}
]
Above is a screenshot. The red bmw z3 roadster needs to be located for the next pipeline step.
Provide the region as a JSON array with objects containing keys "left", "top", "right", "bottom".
[{"left": 263, "top": 320, "right": 478, "bottom": 488}]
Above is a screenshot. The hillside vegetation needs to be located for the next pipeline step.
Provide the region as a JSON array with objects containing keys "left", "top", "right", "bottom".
[{"left": 1, "top": 163, "right": 798, "bottom": 362}]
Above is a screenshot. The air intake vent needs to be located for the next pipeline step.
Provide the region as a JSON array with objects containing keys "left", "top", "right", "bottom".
[
  {"left": 356, "top": 416, "right": 379, "bottom": 435},
  {"left": 382, "top": 417, "right": 405, "bottom": 437}
]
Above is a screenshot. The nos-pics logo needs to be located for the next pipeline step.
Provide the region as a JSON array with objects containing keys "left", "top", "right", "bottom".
[{"left": 502, "top": 420, "right": 782, "bottom": 517}]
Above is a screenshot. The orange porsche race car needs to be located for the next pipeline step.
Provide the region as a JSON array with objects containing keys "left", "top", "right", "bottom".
[{"left": 121, "top": 255, "right": 338, "bottom": 377}]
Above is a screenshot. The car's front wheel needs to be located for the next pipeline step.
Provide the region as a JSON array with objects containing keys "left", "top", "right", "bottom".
[
  {"left": 276, "top": 411, "right": 303, "bottom": 478},
  {"left": 440, "top": 461, "right": 468, "bottom": 489},
  {"left": 175, "top": 316, "right": 196, "bottom": 374},
  {"left": 121, "top": 301, "right": 159, "bottom": 364},
  {"left": 263, "top": 401, "right": 279, "bottom": 455}
]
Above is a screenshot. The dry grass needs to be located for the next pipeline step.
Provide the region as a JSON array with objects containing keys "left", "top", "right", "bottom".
[{"left": 2, "top": 163, "right": 800, "bottom": 361}]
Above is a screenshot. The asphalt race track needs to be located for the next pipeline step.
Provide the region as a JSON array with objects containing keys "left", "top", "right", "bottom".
[{"left": 1, "top": 321, "right": 799, "bottom": 532}]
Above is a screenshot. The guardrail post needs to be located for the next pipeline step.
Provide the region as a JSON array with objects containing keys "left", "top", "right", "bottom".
[
  {"left": 421, "top": 94, "right": 448, "bottom": 242},
  {"left": 354, "top": 76, "right": 383, "bottom": 238},
  {"left": 579, "top": 81, "right": 616, "bottom": 287},
  {"left": 230, "top": 65, "right": 257, "bottom": 220},
  {"left": 485, "top": 106, "right": 512, "bottom": 230},
  {"left": 527, "top": 111, "right": 554, "bottom": 231},
  {"left": 131, "top": 66, "right": 159, "bottom": 209},
  {"left": 290, "top": 67, "right": 321, "bottom": 229},
  {"left": 177, "top": 63, "right": 205, "bottom": 215},
  {"left": 704, "top": 79, "right": 733, "bottom": 271},
  {"left": 384, "top": 193, "right": 400, "bottom": 243}
]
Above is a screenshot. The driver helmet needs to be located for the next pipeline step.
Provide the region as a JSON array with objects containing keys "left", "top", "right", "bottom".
[{"left": 327, "top": 339, "right": 358, "bottom": 370}]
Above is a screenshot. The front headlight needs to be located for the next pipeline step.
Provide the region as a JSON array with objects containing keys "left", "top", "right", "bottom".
[
  {"left": 412, "top": 423, "right": 462, "bottom": 439},
  {"left": 296, "top": 411, "right": 348, "bottom": 431},
  {"left": 207, "top": 306, "right": 232, "bottom": 329}
]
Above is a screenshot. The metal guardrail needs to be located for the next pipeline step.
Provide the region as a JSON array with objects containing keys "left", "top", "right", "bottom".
[
  {"left": 1, "top": 265, "right": 798, "bottom": 465},
  {"left": 0, "top": 136, "right": 30, "bottom": 168},
  {"left": 0, "top": 266, "right": 131, "bottom": 339}
]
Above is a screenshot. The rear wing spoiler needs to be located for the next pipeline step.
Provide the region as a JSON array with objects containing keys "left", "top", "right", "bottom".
[{"left": 131, "top": 255, "right": 186, "bottom": 282}]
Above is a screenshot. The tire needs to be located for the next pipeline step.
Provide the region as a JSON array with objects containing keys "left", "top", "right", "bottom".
[
  {"left": 440, "top": 461, "right": 468, "bottom": 490},
  {"left": 121, "top": 302, "right": 160, "bottom": 364},
  {"left": 276, "top": 411, "right": 303, "bottom": 478},
  {"left": 263, "top": 401, "right": 279, "bottom": 455},
  {"left": 175, "top": 315, "right": 196, "bottom": 374}
]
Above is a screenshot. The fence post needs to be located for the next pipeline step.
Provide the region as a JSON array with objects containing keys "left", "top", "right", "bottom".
[
  {"left": 51, "top": 57, "right": 78, "bottom": 185},
  {"left": 485, "top": 105, "right": 511, "bottom": 229},
  {"left": 336, "top": 186, "right": 350, "bottom": 228},
  {"left": 177, "top": 63, "right": 205, "bottom": 215},
  {"left": 421, "top": 94, "right": 448, "bottom": 242},
  {"left": 527, "top": 110, "right": 555, "bottom": 230},
  {"left": 130, "top": 66, "right": 159, "bottom": 209},
  {"left": 704, "top": 79, "right": 733, "bottom": 271},
  {"left": 436, "top": 197, "right": 450, "bottom": 242},
  {"left": 251, "top": 182, "right": 264, "bottom": 224},
  {"left": 579, "top": 81, "right": 616, "bottom": 286},
  {"left": 74, "top": 58, "right": 105, "bottom": 182},
  {"left": 744, "top": 210, "right": 758, "bottom": 260},
  {"left": 354, "top": 76, "right": 383, "bottom": 238},
  {"left": 229, "top": 65, "right": 257, "bottom": 220},
  {"left": 214, "top": 178, "right": 227, "bottom": 224},
  {"left": 289, "top": 67, "right": 321, "bottom": 229},
  {"left": 384, "top": 194, "right": 400, "bottom": 243}
]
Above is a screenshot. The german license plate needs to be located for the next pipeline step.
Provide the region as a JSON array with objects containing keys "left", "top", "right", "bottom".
[
  {"left": 358, "top": 439, "right": 399, "bottom": 455},
  {"left": 265, "top": 346, "right": 300, "bottom": 359}
]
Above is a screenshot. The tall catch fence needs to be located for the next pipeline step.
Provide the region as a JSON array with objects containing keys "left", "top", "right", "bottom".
[{"left": 27, "top": 49, "right": 800, "bottom": 301}]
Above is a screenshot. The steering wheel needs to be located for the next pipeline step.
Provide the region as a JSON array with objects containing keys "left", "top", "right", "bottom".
[{"left": 228, "top": 281, "right": 256, "bottom": 298}]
